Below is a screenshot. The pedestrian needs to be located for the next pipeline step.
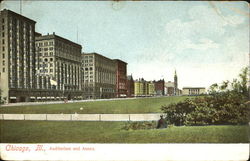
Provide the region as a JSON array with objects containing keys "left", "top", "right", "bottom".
[{"left": 157, "top": 115, "right": 167, "bottom": 129}]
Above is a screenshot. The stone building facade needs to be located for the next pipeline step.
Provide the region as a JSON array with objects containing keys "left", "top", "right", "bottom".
[
  {"left": 134, "top": 78, "right": 156, "bottom": 96},
  {"left": 182, "top": 87, "right": 206, "bottom": 95},
  {"left": 114, "top": 59, "right": 127, "bottom": 98},
  {"left": 147, "top": 81, "right": 155, "bottom": 96},
  {"left": 82, "top": 53, "right": 116, "bottom": 99},
  {"left": 0, "top": 9, "right": 36, "bottom": 103},
  {"left": 134, "top": 78, "right": 147, "bottom": 97},
  {"left": 165, "top": 81, "right": 175, "bottom": 96},
  {"left": 35, "top": 33, "right": 83, "bottom": 101},
  {"left": 153, "top": 79, "right": 165, "bottom": 96},
  {"left": 126, "top": 75, "right": 134, "bottom": 97}
]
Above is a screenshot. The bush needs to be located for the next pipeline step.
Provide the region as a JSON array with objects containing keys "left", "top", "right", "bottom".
[
  {"left": 161, "top": 67, "right": 250, "bottom": 126},
  {"left": 122, "top": 121, "right": 157, "bottom": 130},
  {"left": 161, "top": 91, "right": 250, "bottom": 126}
]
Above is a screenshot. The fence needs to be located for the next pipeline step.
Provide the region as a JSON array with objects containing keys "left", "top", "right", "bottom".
[{"left": 0, "top": 113, "right": 164, "bottom": 121}]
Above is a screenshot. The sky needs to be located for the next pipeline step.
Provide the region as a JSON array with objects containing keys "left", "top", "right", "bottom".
[{"left": 1, "top": 1, "right": 249, "bottom": 89}]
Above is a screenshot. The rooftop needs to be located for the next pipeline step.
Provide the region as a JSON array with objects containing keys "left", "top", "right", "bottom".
[
  {"left": 35, "top": 32, "right": 82, "bottom": 48},
  {"left": 0, "top": 9, "right": 36, "bottom": 24}
]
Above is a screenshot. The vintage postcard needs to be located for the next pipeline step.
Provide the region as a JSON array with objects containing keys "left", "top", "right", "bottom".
[{"left": 0, "top": 1, "right": 249, "bottom": 160}]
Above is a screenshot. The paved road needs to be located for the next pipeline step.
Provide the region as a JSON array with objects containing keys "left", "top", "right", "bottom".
[{"left": 0, "top": 113, "right": 165, "bottom": 121}]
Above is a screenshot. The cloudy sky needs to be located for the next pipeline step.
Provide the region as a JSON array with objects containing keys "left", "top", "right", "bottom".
[{"left": 1, "top": 1, "right": 249, "bottom": 89}]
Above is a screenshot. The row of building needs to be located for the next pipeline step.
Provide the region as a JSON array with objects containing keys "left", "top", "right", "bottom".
[
  {"left": 128, "top": 71, "right": 206, "bottom": 97},
  {"left": 0, "top": 9, "right": 131, "bottom": 103},
  {"left": 0, "top": 9, "right": 206, "bottom": 104}
]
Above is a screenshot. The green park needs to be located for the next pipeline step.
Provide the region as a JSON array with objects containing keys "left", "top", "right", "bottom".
[{"left": 0, "top": 68, "right": 249, "bottom": 143}]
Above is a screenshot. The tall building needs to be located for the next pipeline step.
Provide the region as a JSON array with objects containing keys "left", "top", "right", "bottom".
[
  {"left": 134, "top": 78, "right": 156, "bottom": 96},
  {"left": 126, "top": 75, "right": 134, "bottom": 97},
  {"left": 147, "top": 81, "right": 155, "bottom": 96},
  {"left": 35, "top": 33, "right": 83, "bottom": 100},
  {"left": 0, "top": 9, "right": 36, "bottom": 103},
  {"left": 134, "top": 78, "right": 147, "bottom": 97},
  {"left": 154, "top": 79, "right": 165, "bottom": 96},
  {"left": 165, "top": 81, "right": 175, "bottom": 96},
  {"left": 114, "top": 59, "right": 127, "bottom": 98},
  {"left": 82, "top": 53, "right": 116, "bottom": 99}
]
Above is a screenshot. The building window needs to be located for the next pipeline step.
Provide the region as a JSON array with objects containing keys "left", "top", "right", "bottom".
[
  {"left": 2, "top": 18, "right": 4, "bottom": 23},
  {"left": 50, "top": 69, "right": 53, "bottom": 72},
  {"left": 44, "top": 52, "right": 48, "bottom": 56},
  {"left": 3, "top": 60, "right": 5, "bottom": 65},
  {"left": 49, "top": 52, "right": 53, "bottom": 56},
  {"left": 2, "top": 68, "right": 5, "bottom": 72},
  {"left": 2, "top": 39, "right": 4, "bottom": 44},
  {"left": 49, "top": 41, "right": 53, "bottom": 46},
  {"left": 44, "top": 42, "right": 48, "bottom": 46},
  {"left": 2, "top": 32, "right": 4, "bottom": 37},
  {"left": 44, "top": 48, "right": 48, "bottom": 51},
  {"left": 50, "top": 58, "right": 53, "bottom": 61},
  {"left": 2, "top": 25, "right": 4, "bottom": 30},
  {"left": 2, "top": 53, "right": 4, "bottom": 59},
  {"left": 49, "top": 47, "right": 53, "bottom": 50},
  {"left": 2, "top": 46, "right": 4, "bottom": 51}
]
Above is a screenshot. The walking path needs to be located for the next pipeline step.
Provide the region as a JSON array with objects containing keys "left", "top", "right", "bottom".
[
  {"left": 0, "top": 113, "right": 164, "bottom": 121},
  {"left": 0, "top": 96, "right": 169, "bottom": 107}
]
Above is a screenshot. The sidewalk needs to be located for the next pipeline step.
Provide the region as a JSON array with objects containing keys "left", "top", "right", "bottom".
[
  {"left": 0, "top": 113, "right": 164, "bottom": 121},
  {"left": 0, "top": 96, "right": 169, "bottom": 107}
]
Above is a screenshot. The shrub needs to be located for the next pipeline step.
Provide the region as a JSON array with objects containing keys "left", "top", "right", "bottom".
[
  {"left": 161, "top": 91, "right": 250, "bottom": 126},
  {"left": 162, "top": 67, "right": 250, "bottom": 126},
  {"left": 122, "top": 121, "right": 157, "bottom": 130}
]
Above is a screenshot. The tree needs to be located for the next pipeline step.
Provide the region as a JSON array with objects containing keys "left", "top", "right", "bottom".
[
  {"left": 220, "top": 80, "right": 229, "bottom": 91},
  {"left": 161, "top": 67, "right": 250, "bottom": 126},
  {"left": 238, "top": 67, "right": 248, "bottom": 97},
  {"left": 208, "top": 83, "right": 219, "bottom": 94}
]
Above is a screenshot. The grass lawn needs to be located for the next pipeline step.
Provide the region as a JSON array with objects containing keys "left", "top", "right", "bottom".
[
  {"left": 0, "top": 120, "right": 249, "bottom": 143},
  {"left": 0, "top": 96, "right": 190, "bottom": 114}
]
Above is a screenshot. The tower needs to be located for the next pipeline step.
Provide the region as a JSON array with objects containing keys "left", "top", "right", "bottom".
[{"left": 174, "top": 70, "right": 178, "bottom": 95}]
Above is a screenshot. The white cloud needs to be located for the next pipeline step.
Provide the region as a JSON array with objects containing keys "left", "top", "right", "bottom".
[
  {"left": 223, "top": 15, "right": 245, "bottom": 26},
  {"left": 184, "top": 38, "right": 219, "bottom": 50},
  {"left": 132, "top": 4, "right": 249, "bottom": 88}
]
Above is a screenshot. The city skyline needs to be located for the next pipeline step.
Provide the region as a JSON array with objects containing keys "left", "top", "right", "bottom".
[{"left": 1, "top": 1, "right": 249, "bottom": 89}]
